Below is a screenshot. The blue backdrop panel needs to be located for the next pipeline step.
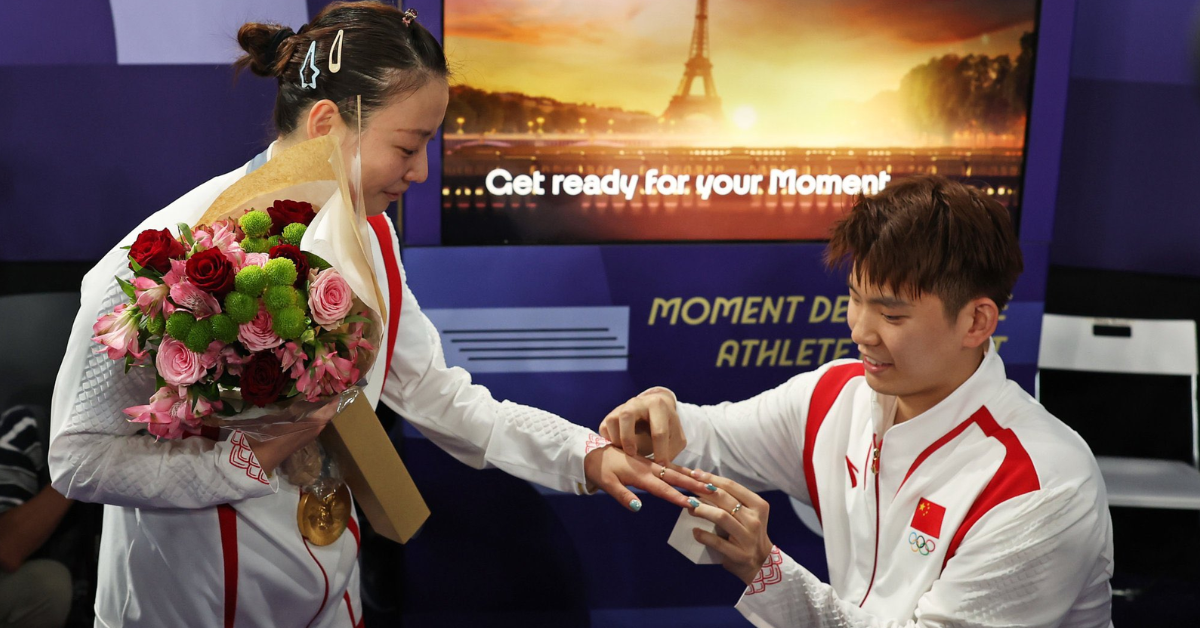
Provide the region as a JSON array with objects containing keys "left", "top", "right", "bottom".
[{"left": 0, "top": 65, "right": 275, "bottom": 260}]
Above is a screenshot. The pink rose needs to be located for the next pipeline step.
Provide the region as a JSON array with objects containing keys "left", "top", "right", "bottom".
[
  {"left": 239, "top": 252, "right": 270, "bottom": 271},
  {"left": 237, "top": 305, "right": 283, "bottom": 352},
  {"left": 156, "top": 337, "right": 206, "bottom": 386},
  {"left": 92, "top": 303, "right": 146, "bottom": 361},
  {"left": 309, "top": 268, "right": 354, "bottom": 330}
]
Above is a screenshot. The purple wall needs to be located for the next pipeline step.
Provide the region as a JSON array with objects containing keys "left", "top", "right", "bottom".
[{"left": 1051, "top": 0, "right": 1200, "bottom": 277}]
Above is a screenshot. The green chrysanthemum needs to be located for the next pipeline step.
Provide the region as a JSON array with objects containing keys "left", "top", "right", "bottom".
[
  {"left": 185, "top": 319, "right": 213, "bottom": 353},
  {"left": 271, "top": 307, "right": 307, "bottom": 340},
  {"left": 267, "top": 236, "right": 281, "bottom": 249},
  {"left": 210, "top": 314, "right": 239, "bottom": 343},
  {"left": 241, "top": 237, "right": 270, "bottom": 254},
  {"left": 282, "top": 223, "right": 306, "bottom": 246},
  {"left": 263, "top": 285, "right": 297, "bottom": 312},
  {"left": 165, "top": 312, "right": 195, "bottom": 341},
  {"left": 234, "top": 265, "right": 267, "bottom": 296},
  {"left": 264, "top": 257, "right": 298, "bottom": 287},
  {"left": 145, "top": 315, "right": 166, "bottom": 336},
  {"left": 224, "top": 291, "right": 258, "bottom": 324},
  {"left": 239, "top": 210, "right": 272, "bottom": 239}
]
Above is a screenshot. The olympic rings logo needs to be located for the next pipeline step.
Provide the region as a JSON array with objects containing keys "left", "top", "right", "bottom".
[{"left": 909, "top": 531, "right": 936, "bottom": 556}]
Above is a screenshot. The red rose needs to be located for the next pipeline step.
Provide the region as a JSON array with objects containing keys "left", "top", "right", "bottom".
[
  {"left": 269, "top": 243, "right": 311, "bottom": 287},
  {"left": 185, "top": 248, "right": 235, "bottom": 296},
  {"left": 266, "top": 200, "right": 317, "bottom": 236},
  {"left": 129, "top": 228, "right": 187, "bottom": 273},
  {"left": 239, "top": 352, "right": 288, "bottom": 407}
]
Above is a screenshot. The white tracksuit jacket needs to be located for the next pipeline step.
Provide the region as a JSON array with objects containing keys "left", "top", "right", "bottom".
[
  {"left": 675, "top": 348, "right": 1114, "bottom": 627},
  {"left": 48, "top": 152, "right": 606, "bottom": 627}
]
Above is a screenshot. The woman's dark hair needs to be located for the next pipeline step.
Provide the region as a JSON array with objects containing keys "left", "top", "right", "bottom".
[{"left": 235, "top": 1, "right": 449, "bottom": 135}]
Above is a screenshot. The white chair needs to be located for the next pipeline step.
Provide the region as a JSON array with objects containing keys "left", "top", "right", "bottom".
[{"left": 1037, "top": 314, "right": 1200, "bottom": 510}]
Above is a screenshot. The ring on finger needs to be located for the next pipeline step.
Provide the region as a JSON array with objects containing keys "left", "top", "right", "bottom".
[
  {"left": 730, "top": 503, "right": 742, "bottom": 516},
  {"left": 658, "top": 466, "right": 668, "bottom": 479}
]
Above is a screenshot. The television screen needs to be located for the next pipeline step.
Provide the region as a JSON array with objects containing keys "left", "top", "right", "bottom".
[{"left": 441, "top": 0, "right": 1038, "bottom": 245}]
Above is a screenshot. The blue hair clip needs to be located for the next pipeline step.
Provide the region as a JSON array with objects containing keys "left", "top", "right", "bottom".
[{"left": 300, "top": 41, "right": 320, "bottom": 89}]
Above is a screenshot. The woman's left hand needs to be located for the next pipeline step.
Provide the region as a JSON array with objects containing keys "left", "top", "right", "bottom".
[
  {"left": 583, "top": 445, "right": 712, "bottom": 512},
  {"left": 682, "top": 468, "right": 775, "bottom": 585}
]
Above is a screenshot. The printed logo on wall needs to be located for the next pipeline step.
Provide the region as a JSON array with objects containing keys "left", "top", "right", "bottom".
[{"left": 424, "top": 307, "right": 630, "bottom": 373}]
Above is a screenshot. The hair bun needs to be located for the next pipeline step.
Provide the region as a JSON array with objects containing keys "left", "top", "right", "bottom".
[{"left": 236, "top": 23, "right": 293, "bottom": 78}]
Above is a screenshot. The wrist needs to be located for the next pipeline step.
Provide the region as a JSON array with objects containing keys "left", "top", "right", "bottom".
[
  {"left": 583, "top": 446, "right": 607, "bottom": 493},
  {"left": 638, "top": 386, "right": 677, "bottom": 407}
]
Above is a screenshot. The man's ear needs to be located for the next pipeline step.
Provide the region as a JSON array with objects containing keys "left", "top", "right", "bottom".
[
  {"left": 961, "top": 297, "right": 999, "bottom": 349},
  {"left": 305, "top": 99, "right": 343, "bottom": 139}
]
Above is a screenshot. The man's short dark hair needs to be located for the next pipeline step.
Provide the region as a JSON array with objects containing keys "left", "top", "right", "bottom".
[{"left": 825, "top": 175, "right": 1024, "bottom": 316}]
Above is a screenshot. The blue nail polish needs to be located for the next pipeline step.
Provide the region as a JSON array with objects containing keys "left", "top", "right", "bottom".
[
  {"left": 688, "top": 497, "right": 700, "bottom": 508},
  {"left": 629, "top": 499, "right": 642, "bottom": 512},
  {"left": 706, "top": 483, "right": 717, "bottom": 492}
]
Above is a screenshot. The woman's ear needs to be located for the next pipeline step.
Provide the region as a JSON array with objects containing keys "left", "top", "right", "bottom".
[{"left": 305, "top": 99, "right": 343, "bottom": 139}]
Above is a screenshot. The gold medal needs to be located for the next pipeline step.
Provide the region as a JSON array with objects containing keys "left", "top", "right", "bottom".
[{"left": 297, "top": 483, "right": 351, "bottom": 546}]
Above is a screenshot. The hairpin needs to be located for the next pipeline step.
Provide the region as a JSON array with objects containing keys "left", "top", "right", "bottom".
[
  {"left": 401, "top": 8, "right": 418, "bottom": 26},
  {"left": 300, "top": 40, "right": 320, "bottom": 89},
  {"left": 329, "top": 29, "right": 344, "bottom": 73}
]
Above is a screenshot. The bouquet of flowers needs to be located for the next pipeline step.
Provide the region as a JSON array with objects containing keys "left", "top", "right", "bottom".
[
  {"left": 92, "top": 200, "right": 376, "bottom": 441},
  {"left": 86, "top": 135, "right": 425, "bottom": 545}
]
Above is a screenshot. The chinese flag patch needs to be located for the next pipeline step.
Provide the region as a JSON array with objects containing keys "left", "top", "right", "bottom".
[{"left": 911, "top": 497, "right": 946, "bottom": 538}]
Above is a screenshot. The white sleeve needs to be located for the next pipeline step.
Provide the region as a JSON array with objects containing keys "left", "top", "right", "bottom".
[
  {"left": 734, "top": 484, "right": 1113, "bottom": 627},
  {"left": 673, "top": 360, "right": 855, "bottom": 499},
  {"left": 48, "top": 246, "right": 278, "bottom": 509},
  {"left": 377, "top": 256, "right": 603, "bottom": 495}
]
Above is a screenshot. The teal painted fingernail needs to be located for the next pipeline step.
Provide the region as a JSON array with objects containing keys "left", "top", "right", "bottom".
[
  {"left": 688, "top": 497, "right": 700, "bottom": 508},
  {"left": 706, "top": 483, "right": 717, "bottom": 492},
  {"left": 629, "top": 499, "right": 642, "bottom": 512}
]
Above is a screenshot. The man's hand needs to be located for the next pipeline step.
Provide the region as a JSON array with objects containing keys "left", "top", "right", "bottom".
[
  {"left": 583, "top": 445, "right": 713, "bottom": 512},
  {"left": 681, "top": 468, "right": 774, "bottom": 585},
  {"left": 598, "top": 387, "right": 687, "bottom": 464}
]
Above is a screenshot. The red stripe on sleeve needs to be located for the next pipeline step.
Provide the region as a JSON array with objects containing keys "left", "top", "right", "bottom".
[{"left": 802, "top": 363, "right": 864, "bottom": 525}]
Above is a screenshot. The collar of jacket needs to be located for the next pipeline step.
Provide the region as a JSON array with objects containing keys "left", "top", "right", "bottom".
[{"left": 868, "top": 340, "right": 1008, "bottom": 490}]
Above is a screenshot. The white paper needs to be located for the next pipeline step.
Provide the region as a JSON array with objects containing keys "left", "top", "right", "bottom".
[{"left": 668, "top": 509, "right": 728, "bottom": 564}]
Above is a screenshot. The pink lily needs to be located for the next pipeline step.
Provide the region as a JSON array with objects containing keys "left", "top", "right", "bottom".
[
  {"left": 132, "top": 276, "right": 169, "bottom": 319},
  {"left": 92, "top": 303, "right": 146, "bottom": 361},
  {"left": 296, "top": 343, "right": 361, "bottom": 402},
  {"left": 275, "top": 341, "right": 309, "bottom": 380},
  {"left": 169, "top": 280, "right": 222, "bottom": 320},
  {"left": 123, "top": 386, "right": 219, "bottom": 440}
]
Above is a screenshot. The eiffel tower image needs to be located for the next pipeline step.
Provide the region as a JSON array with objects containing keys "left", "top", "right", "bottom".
[{"left": 662, "top": 0, "right": 724, "bottom": 126}]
